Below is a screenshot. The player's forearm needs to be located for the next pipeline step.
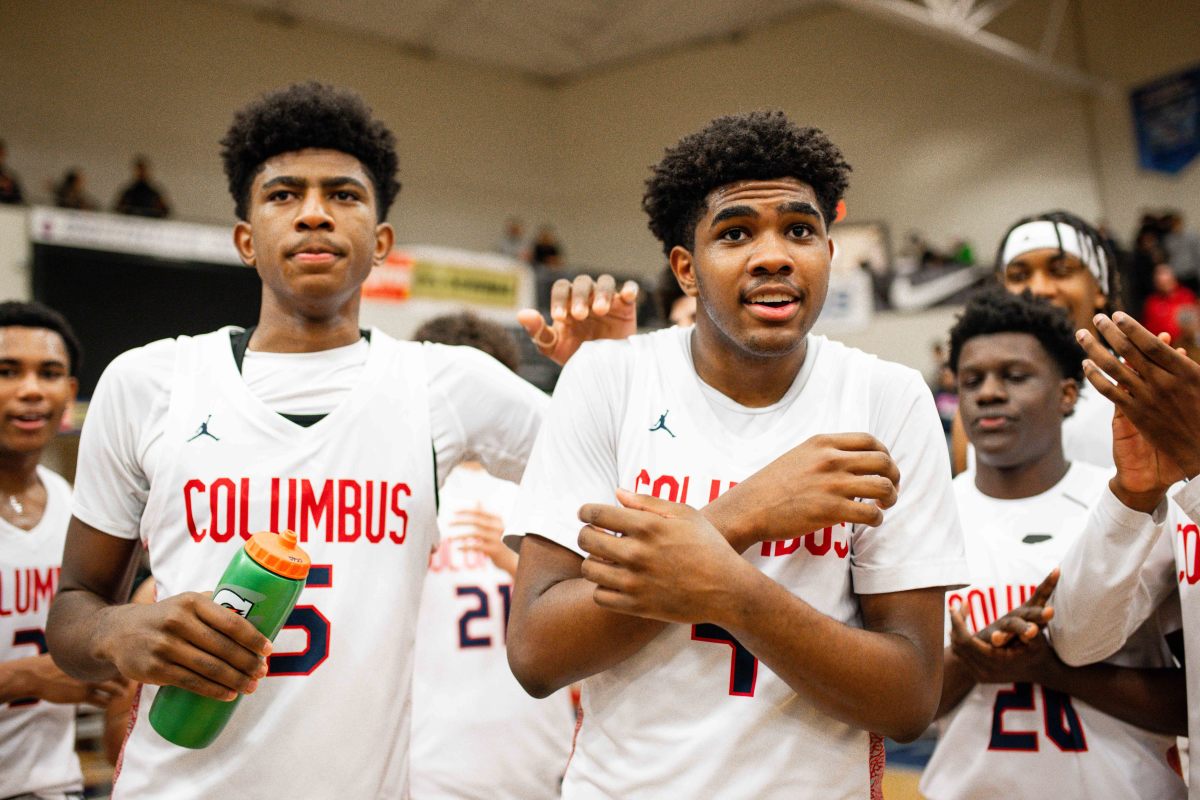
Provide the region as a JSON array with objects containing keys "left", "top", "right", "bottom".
[
  {"left": 935, "top": 649, "right": 975, "bottom": 719},
  {"left": 508, "top": 576, "right": 667, "bottom": 698},
  {"left": 714, "top": 571, "right": 940, "bottom": 741},
  {"left": 45, "top": 589, "right": 125, "bottom": 682},
  {"left": 0, "top": 657, "right": 38, "bottom": 703},
  {"left": 1036, "top": 659, "right": 1187, "bottom": 736}
]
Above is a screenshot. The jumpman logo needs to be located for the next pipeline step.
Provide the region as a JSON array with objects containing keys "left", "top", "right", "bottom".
[
  {"left": 649, "top": 410, "right": 676, "bottom": 438},
  {"left": 187, "top": 415, "right": 220, "bottom": 442}
]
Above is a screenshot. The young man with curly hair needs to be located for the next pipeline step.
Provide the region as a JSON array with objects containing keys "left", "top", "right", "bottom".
[
  {"left": 920, "top": 288, "right": 1184, "bottom": 799},
  {"left": 505, "top": 111, "right": 967, "bottom": 799},
  {"left": 44, "top": 83, "right": 622, "bottom": 798}
]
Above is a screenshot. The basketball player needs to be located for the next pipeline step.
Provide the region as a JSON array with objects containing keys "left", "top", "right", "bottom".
[
  {"left": 0, "top": 301, "right": 124, "bottom": 800},
  {"left": 409, "top": 312, "right": 575, "bottom": 800},
  {"left": 1047, "top": 310, "right": 1200, "bottom": 794},
  {"left": 505, "top": 111, "right": 967, "bottom": 799},
  {"left": 44, "top": 83, "right": 626, "bottom": 799},
  {"left": 919, "top": 289, "right": 1184, "bottom": 799},
  {"left": 952, "top": 211, "right": 1119, "bottom": 472}
]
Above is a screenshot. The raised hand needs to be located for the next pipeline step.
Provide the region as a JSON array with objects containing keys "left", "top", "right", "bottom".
[
  {"left": 1079, "top": 312, "right": 1200, "bottom": 483},
  {"left": 94, "top": 591, "right": 271, "bottom": 702},
  {"left": 518, "top": 274, "right": 639, "bottom": 366},
  {"left": 980, "top": 568, "right": 1058, "bottom": 648},
  {"left": 452, "top": 505, "right": 518, "bottom": 577},
  {"left": 576, "top": 489, "right": 753, "bottom": 624},
  {"left": 709, "top": 433, "right": 900, "bottom": 551}
]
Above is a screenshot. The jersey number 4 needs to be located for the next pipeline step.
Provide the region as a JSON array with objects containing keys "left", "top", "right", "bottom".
[
  {"left": 692, "top": 623, "right": 758, "bottom": 696},
  {"left": 989, "top": 682, "right": 1087, "bottom": 751},
  {"left": 267, "top": 564, "right": 332, "bottom": 676}
]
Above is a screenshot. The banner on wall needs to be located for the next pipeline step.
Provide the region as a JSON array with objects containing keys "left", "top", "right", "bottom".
[
  {"left": 1131, "top": 63, "right": 1200, "bottom": 175},
  {"left": 361, "top": 244, "right": 531, "bottom": 309}
]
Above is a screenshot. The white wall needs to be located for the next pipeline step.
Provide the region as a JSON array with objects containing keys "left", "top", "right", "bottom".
[
  {"left": 1080, "top": 2, "right": 1200, "bottom": 236},
  {"left": 549, "top": 6, "right": 1103, "bottom": 276},
  {"left": 0, "top": 0, "right": 559, "bottom": 251}
]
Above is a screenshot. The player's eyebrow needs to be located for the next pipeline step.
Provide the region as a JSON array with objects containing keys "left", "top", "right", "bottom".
[
  {"left": 260, "top": 175, "right": 305, "bottom": 191},
  {"left": 259, "top": 175, "right": 369, "bottom": 194},
  {"left": 320, "top": 176, "right": 370, "bottom": 193},
  {"left": 778, "top": 201, "right": 822, "bottom": 221},
  {"left": 710, "top": 205, "right": 757, "bottom": 227}
]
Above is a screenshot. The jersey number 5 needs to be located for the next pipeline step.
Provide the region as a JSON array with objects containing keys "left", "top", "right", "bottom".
[
  {"left": 990, "top": 682, "right": 1087, "bottom": 752},
  {"left": 267, "top": 564, "right": 332, "bottom": 676},
  {"left": 692, "top": 623, "right": 758, "bottom": 697}
]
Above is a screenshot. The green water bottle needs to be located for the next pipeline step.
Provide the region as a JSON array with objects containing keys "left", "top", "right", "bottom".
[{"left": 149, "top": 529, "right": 311, "bottom": 748}]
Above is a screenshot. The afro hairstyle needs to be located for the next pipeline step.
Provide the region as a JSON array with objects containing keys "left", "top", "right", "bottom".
[
  {"left": 220, "top": 82, "right": 400, "bottom": 222},
  {"left": 412, "top": 312, "right": 520, "bottom": 373},
  {"left": 0, "top": 300, "right": 83, "bottom": 377},
  {"left": 948, "top": 286, "right": 1084, "bottom": 387},
  {"left": 642, "top": 110, "right": 850, "bottom": 257}
]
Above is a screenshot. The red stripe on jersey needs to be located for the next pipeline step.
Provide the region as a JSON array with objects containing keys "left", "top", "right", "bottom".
[
  {"left": 868, "top": 732, "right": 886, "bottom": 800},
  {"left": 112, "top": 683, "right": 144, "bottom": 788}
]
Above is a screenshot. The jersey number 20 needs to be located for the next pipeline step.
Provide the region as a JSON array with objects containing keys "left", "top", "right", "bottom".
[{"left": 990, "top": 682, "right": 1087, "bottom": 751}]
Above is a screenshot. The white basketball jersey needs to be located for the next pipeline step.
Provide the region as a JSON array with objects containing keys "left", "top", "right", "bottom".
[
  {"left": 410, "top": 465, "right": 575, "bottom": 800},
  {"left": 510, "top": 327, "right": 967, "bottom": 800},
  {"left": 921, "top": 463, "right": 1184, "bottom": 799},
  {"left": 112, "top": 329, "right": 438, "bottom": 799},
  {"left": 0, "top": 467, "right": 82, "bottom": 799}
]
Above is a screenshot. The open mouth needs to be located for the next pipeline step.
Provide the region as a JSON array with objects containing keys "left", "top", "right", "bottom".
[
  {"left": 744, "top": 291, "right": 801, "bottom": 321},
  {"left": 8, "top": 412, "right": 50, "bottom": 431}
]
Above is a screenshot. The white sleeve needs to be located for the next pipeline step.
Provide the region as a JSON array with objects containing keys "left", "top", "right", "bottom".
[
  {"left": 425, "top": 343, "right": 549, "bottom": 486},
  {"left": 849, "top": 364, "right": 969, "bottom": 594},
  {"left": 71, "top": 343, "right": 174, "bottom": 539},
  {"left": 503, "top": 342, "right": 625, "bottom": 555},
  {"left": 1048, "top": 486, "right": 1179, "bottom": 666},
  {"left": 1172, "top": 478, "right": 1200, "bottom": 526}
]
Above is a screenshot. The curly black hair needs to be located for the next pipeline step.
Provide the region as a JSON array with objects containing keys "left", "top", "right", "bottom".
[
  {"left": 413, "top": 312, "right": 520, "bottom": 373},
  {"left": 995, "top": 210, "right": 1120, "bottom": 313},
  {"left": 642, "top": 111, "right": 850, "bottom": 257},
  {"left": 0, "top": 300, "right": 83, "bottom": 377},
  {"left": 220, "top": 82, "right": 400, "bottom": 222},
  {"left": 948, "top": 287, "right": 1084, "bottom": 386}
]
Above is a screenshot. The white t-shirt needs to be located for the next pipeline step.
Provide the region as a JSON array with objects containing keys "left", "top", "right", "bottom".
[
  {"left": 241, "top": 336, "right": 370, "bottom": 415},
  {"left": 1050, "top": 479, "right": 1200, "bottom": 794},
  {"left": 507, "top": 327, "right": 968, "bottom": 800},
  {"left": 921, "top": 463, "right": 1184, "bottom": 799},
  {"left": 411, "top": 465, "right": 575, "bottom": 800},
  {"left": 71, "top": 327, "right": 547, "bottom": 800},
  {"left": 0, "top": 466, "right": 83, "bottom": 800}
]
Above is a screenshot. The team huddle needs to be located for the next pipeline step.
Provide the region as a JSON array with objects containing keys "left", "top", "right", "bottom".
[{"left": 2, "top": 82, "right": 1198, "bottom": 799}]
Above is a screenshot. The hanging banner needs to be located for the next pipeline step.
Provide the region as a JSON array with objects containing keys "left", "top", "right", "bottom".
[{"left": 1131, "top": 63, "right": 1200, "bottom": 175}]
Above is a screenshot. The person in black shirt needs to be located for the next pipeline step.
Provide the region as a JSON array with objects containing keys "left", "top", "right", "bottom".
[
  {"left": 0, "top": 140, "right": 24, "bottom": 205},
  {"left": 114, "top": 156, "right": 171, "bottom": 218}
]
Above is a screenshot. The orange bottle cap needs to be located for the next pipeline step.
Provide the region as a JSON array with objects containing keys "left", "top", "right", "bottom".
[{"left": 244, "top": 530, "right": 311, "bottom": 580}]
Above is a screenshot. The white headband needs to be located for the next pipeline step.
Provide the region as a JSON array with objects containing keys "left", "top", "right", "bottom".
[{"left": 1000, "top": 220, "right": 1109, "bottom": 295}]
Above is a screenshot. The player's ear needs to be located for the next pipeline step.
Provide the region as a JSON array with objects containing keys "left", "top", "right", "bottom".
[
  {"left": 373, "top": 222, "right": 395, "bottom": 267},
  {"left": 669, "top": 246, "right": 698, "bottom": 298},
  {"left": 1059, "top": 377, "right": 1080, "bottom": 417},
  {"left": 233, "top": 221, "right": 256, "bottom": 268}
]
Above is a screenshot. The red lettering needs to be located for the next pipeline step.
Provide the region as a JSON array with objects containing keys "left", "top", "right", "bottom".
[
  {"left": 300, "top": 480, "right": 334, "bottom": 542},
  {"left": 366, "top": 481, "right": 385, "bottom": 543},
  {"left": 33, "top": 567, "right": 57, "bottom": 611},
  {"left": 14, "top": 569, "right": 30, "bottom": 614},
  {"left": 775, "top": 537, "right": 803, "bottom": 556},
  {"left": 390, "top": 483, "right": 410, "bottom": 544},
  {"left": 651, "top": 474, "right": 679, "bottom": 502},
  {"left": 804, "top": 527, "right": 833, "bottom": 556},
  {"left": 287, "top": 478, "right": 298, "bottom": 534},
  {"left": 239, "top": 478, "right": 251, "bottom": 539},
  {"left": 634, "top": 469, "right": 651, "bottom": 494},
  {"left": 209, "top": 478, "right": 236, "bottom": 543},
  {"left": 184, "top": 479, "right": 206, "bottom": 542},
  {"left": 270, "top": 477, "right": 281, "bottom": 533},
  {"left": 1181, "top": 524, "right": 1200, "bottom": 585},
  {"left": 338, "top": 480, "right": 362, "bottom": 543}
]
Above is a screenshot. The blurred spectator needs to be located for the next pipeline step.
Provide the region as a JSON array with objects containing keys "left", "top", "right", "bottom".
[
  {"left": 1129, "top": 225, "right": 1167, "bottom": 314},
  {"left": 53, "top": 169, "right": 97, "bottom": 211},
  {"left": 114, "top": 156, "right": 171, "bottom": 218},
  {"left": 656, "top": 264, "right": 695, "bottom": 327},
  {"left": 496, "top": 216, "right": 528, "bottom": 262},
  {"left": 933, "top": 364, "right": 958, "bottom": 437},
  {"left": 1163, "top": 212, "right": 1200, "bottom": 292},
  {"left": 1175, "top": 306, "right": 1200, "bottom": 363},
  {"left": 530, "top": 225, "right": 563, "bottom": 269},
  {"left": 1142, "top": 262, "right": 1197, "bottom": 342},
  {"left": 0, "top": 140, "right": 24, "bottom": 204}
]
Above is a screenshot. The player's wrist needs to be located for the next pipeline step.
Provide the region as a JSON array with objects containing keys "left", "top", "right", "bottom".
[{"left": 1109, "top": 477, "right": 1167, "bottom": 514}]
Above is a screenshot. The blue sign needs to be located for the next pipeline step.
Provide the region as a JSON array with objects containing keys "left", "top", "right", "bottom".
[{"left": 1131, "top": 63, "right": 1200, "bottom": 175}]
